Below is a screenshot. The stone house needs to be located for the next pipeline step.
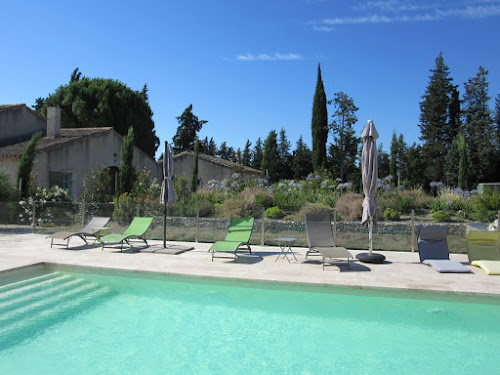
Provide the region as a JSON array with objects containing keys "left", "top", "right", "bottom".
[
  {"left": 0, "top": 104, "right": 161, "bottom": 199},
  {"left": 173, "top": 151, "right": 260, "bottom": 189}
]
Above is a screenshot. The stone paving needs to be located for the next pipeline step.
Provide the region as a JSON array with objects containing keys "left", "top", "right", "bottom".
[{"left": 1, "top": 231, "right": 499, "bottom": 296}]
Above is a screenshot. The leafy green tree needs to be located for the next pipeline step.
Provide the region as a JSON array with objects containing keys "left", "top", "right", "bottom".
[
  {"left": 191, "top": 139, "right": 200, "bottom": 193},
  {"left": 80, "top": 165, "right": 113, "bottom": 203},
  {"left": 277, "top": 128, "right": 292, "bottom": 180},
  {"left": 119, "top": 127, "right": 136, "bottom": 195},
  {"left": 463, "top": 66, "right": 495, "bottom": 185},
  {"left": 40, "top": 69, "right": 159, "bottom": 157},
  {"left": 418, "top": 53, "right": 456, "bottom": 182},
  {"left": 291, "top": 136, "right": 313, "bottom": 180},
  {"left": 252, "top": 138, "right": 263, "bottom": 169},
  {"left": 311, "top": 64, "right": 328, "bottom": 171},
  {"left": 242, "top": 139, "right": 252, "bottom": 167},
  {"left": 328, "top": 91, "right": 360, "bottom": 181},
  {"left": 17, "top": 132, "right": 41, "bottom": 198},
  {"left": 173, "top": 104, "right": 207, "bottom": 153},
  {"left": 261, "top": 130, "right": 279, "bottom": 181}
]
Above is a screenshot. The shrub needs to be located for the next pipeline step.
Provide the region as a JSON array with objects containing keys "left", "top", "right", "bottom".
[
  {"left": 384, "top": 208, "right": 401, "bottom": 220},
  {"left": 265, "top": 206, "right": 284, "bottom": 219},
  {"left": 335, "top": 193, "right": 363, "bottom": 221},
  {"left": 431, "top": 210, "right": 451, "bottom": 223},
  {"left": 19, "top": 185, "right": 73, "bottom": 226},
  {"left": 112, "top": 193, "right": 140, "bottom": 224},
  {"left": 0, "top": 168, "right": 16, "bottom": 201},
  {"left": 272, "top": 190, "right": 306, "bottom": 212}
]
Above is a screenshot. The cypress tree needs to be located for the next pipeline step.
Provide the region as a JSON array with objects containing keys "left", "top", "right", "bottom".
[
  {"left": 17, "top": 132, "right": 41, "bottom": 198},
  {"left": 119, "top": 127, "right": 136, "bottom": 195},
  {"left": 311, "top": 64, "right": 328, "bottom": 171},
  {"left": 191, "top": 139, "right": 200, "bottom": 193}
]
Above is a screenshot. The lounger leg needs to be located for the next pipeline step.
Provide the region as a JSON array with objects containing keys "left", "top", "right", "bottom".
[{"left": 211, "top": 250, "right": 214, "bottom": 262}]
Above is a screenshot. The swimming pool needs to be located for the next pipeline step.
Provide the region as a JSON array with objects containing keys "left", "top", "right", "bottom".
[{"left": 0, "top": 265, "right": 499, "bottom": 374}]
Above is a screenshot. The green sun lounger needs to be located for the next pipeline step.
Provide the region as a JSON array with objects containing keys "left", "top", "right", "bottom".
[
  {"left": 100, "top": 217, "right": 154, "bottom": 251},
  {"left": 211, "top": 218, "right": 254, "bottom": 261}
]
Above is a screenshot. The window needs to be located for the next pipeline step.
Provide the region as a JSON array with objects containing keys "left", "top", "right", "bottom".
[{"left": 49, "top": 171, "right": 72, "bottom": 193}]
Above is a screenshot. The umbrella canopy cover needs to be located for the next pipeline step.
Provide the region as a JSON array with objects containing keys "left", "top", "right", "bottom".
[
  {"left": 160, "top": 143, "right": 178, "bottom": 206},
  {"left": 361, "top": 120, "right": 378, "bottom": 226}
]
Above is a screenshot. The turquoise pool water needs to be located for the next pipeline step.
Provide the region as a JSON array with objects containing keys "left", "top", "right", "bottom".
[{"left": 0, "top": 267, "right": 499, "bottom": 375}]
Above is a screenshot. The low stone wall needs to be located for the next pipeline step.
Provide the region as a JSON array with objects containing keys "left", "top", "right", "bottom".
[{"left": 152, "top": 217, "right": 471, "bottom": 253}]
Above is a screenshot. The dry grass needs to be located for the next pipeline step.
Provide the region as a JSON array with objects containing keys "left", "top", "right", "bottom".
[{"left": 334, "top": 193, "right": 363, "bottom": 221}]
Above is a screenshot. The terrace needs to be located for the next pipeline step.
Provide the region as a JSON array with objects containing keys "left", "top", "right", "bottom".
[{"left": 1, "top": 229, "right": 499, "bottom": 296}]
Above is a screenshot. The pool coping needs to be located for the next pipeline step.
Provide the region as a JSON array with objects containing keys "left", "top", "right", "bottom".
[{"left": 0, "top": 232, "right": 499, "bottom": 297}]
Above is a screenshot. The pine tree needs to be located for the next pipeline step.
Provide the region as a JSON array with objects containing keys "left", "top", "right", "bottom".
[
  {"left": 291, "top": 136, "right": 313, "bottom": 180},
  {"left": 311, "top": 64, "right": 328, "bottom": 171},
  {"left": 119, "top": 127, "right": 136, "bottom": 195},
  {"left": 172, "top": 105, "right": 207, "bottom": 153},
  {"left": 463, "top": 66, "right": 495, "bottom": 185},
  {"left": 261, "top": 131, "right": 279, "bottom": 181},
  {"left": 418, "top": 53, "right": 455, "bottom": 182},
  {"left": 328, "top": 91, "right": 360, "bottom": 182},
  {"left": 242, "top": 139, "right": 252, "bottom": 166},
  {"left": 17, "top": 132, "right": 41, "bottom": 198},
  {"left": 277, "top": 128, "right": 292, "bottom": 179},
  {"left": 252, "top": 138, "right": 263, "bottom": 170},
  {"left": 191, "top": 139, "right": 200, "bottom": 193}
]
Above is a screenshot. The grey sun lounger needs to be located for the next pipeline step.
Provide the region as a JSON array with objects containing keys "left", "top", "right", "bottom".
[
  {"left": 47, "top": 216, "right": 111, "bottom": 248},
  {"left": 418, "top": 226, "right": 471, "bottom": 273},
  {"left": 305, "top": 213, "right": 353, "bottom": 270}
]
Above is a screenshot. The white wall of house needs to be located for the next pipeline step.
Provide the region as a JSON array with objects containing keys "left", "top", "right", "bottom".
[
  {"left": 0, "top": 105, "right": 46, "bottom": 143},
  {"left": 34, "top": 131, "right": 161, "bottom": 199}
]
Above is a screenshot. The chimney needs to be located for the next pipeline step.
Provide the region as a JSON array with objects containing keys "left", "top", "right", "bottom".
[{"left": 47, "top": 107, "right": 61, "bottom": 138}]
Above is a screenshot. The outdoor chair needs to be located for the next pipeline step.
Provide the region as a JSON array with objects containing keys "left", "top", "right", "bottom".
[
  {"left": 417, "top": 226, "right": 471, "bottom": 273},
  {"left": 47, "top": 216, "right": 110, "bottom": 248},
  {"left": 210, "top": 217, "right": 254, "bottom": 261},
  {"left": 466, "top": 231, "right": 500, "bottom": 274},
  {"left": 100, "top": 217, "right": 153, "bottom": 251},
  {"left": 305, "top": 213, "right": 353, "bottom": 270}
]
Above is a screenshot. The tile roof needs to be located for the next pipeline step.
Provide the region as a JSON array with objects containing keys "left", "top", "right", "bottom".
[
  {"left": 0, "top": 127, "right": 113, "bottom": 158},
  {"left": 174, "top": 150, "right": 260, "bottom": 174}
]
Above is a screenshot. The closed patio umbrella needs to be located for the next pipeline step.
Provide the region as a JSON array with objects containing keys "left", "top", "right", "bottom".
[
  {"left": 160, "top": 141, "right": 178, "bottom": 248},
  {"left": 358, "top": 120, "right": 385, "bottom": 264}
]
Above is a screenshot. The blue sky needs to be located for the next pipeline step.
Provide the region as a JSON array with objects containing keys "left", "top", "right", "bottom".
[{"left": 2, "top": 0, "right": 499, "bottom": 159}]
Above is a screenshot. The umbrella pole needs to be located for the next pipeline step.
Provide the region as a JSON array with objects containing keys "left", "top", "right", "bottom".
[
  {"left": 368, "top": 218, "right": 373, "bottom": 255},
  {"left": 163, "top": 205, "right": 167, "bottom": 248}
]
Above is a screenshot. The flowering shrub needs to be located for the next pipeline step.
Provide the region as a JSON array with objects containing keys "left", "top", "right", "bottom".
[{"left": 19, "top": 186, "right": 71, "bottom": 226}]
